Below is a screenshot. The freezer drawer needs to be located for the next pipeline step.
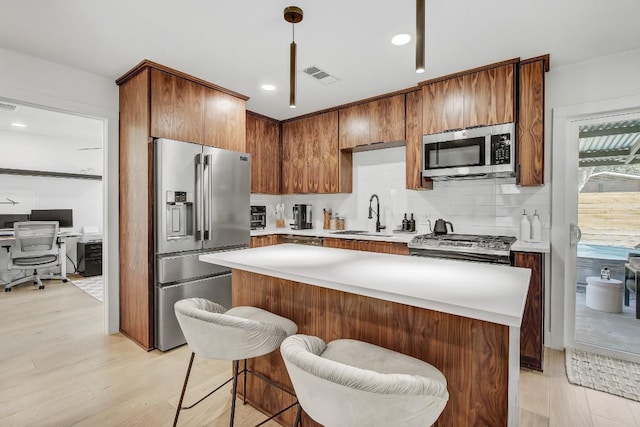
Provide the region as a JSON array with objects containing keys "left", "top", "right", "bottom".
[
  {"left": 155, "top": 273, "right": 232, "bottom": 351},
  {"left": 156, "top": 251, "right": 230, "bottom": 284}
]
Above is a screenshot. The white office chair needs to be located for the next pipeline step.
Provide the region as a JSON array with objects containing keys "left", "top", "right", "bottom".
[{"left": 2, "top": 221, "right": 61, "bottom": 292}]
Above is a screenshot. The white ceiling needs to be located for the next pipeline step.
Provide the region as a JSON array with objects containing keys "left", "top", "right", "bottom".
[{"left": 1, "top": 0, "right": 640, "bottom": 121}]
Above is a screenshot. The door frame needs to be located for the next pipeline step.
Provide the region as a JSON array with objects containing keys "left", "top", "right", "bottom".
[
  {"left": 0, "top": 94, "right": 119, "bottom": 335},
  {"left": 551, "top": 93, "right": 640, "bottom": 360}
]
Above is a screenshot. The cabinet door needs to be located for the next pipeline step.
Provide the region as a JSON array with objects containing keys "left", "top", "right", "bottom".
[
  {"left": 370, "top": 95, "right": 405, "bottom": 144},
  {"left": 250, "top": 235, "right": 278, "bottom": 248},
  {"left": 246, "top": 113, "right": 280, "bottom": 194},
  {"left": 463, "top": 64, "right": 514, "bottom": 128},
  {"left": 281, "top": 119, "right": 306, "bottom": 193},
  {"left": 405, "top": 89, "right": 432, "bottom": 190},
  {"left": 518, "top": 60, "right": 545, "bottom": 186},
  {"left": 513, "top": 251, "right": 544, "bottom": 371},
  {"left": 315, "top": 111, "right": 339, "bottom": 193},
  {"left": 203, "top": 88, "right": 246, "bottom": 152},
  {"left": 306, "top": 116, "right": 321, "bottom": 193},
  {"left": 339, "top": 103, "right": 369, "bottom": 150},
  {"left": 150, "top": 69, "right": 204, "bottom": 143},
  {"left": 422, "top": 77, "right": 464, "bottom": 134}
]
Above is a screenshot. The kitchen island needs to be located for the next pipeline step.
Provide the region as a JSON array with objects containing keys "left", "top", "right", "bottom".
[{"left": 200, "top": 244, "right": 531, "bottom": 426}]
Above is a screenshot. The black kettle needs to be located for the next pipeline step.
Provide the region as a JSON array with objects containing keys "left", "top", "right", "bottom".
[{"left": 433, "top": 218, "right": 454, "bottom": 235}]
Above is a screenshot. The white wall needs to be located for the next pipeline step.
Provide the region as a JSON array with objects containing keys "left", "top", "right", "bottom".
[
  {"left": 252, "top": 146, "right": 551, "bottom": 239},
  {"left": 0, "top": 46, "right": 119, "bottom": 334},
  {"left": 547, "top": 48, "right": 640, "bottom": 349}
]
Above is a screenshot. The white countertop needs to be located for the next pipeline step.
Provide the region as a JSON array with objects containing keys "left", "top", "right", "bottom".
[
  {"left": 252, "top": 227, "right": 551, "bottom": 253},
  {"left": 251, "top": 227, "right": 416, "bottom": 243},
  {"left": 200, "top": 244, "right": 531, "bottom": 327},
  {"left": 511, "top": 240, "right": 550, "bottom": 254}
]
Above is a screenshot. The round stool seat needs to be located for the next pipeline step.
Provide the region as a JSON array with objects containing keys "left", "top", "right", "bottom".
[
  {"left": 586, "top": 276, "right": 623, "bottom": 313},
  {"left": 281, "top": 334, "right": 449, "bottom": 427}
]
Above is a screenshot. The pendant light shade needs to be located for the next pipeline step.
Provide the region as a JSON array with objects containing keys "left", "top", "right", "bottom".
[
  {"left": 290, "top": 41, "right": 297, "bottom": 108},
  {"left": 284, "top": 6, "right": 303, "bottom": 108},
  {"left": 416, "top": 0, "right": 425, "bottom": 73}
]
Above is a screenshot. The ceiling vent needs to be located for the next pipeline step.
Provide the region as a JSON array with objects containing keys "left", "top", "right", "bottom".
[
  {"left": 0, "top": 102, "right": 18, "bottom": 112},
  {"left": 303, "top": 65, "right": 340, "bottom": 85}
]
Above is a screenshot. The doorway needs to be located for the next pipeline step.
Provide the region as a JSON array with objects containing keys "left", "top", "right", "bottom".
[
  {"left": 0, "top": 98, "right": 111, "bottom": 329},
  {"left": 553, "top": 95, "right": 640, "bottom": 363}
]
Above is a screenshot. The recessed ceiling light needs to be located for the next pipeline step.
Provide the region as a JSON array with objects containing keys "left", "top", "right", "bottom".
[
  {"left": 391, "top": 34, "right": 411, "bottom": 46},
  {"left": 11, "top": 122, "right": 26, "bottom": 128},
  {"left": 261, "top": 84, "right": 276, "bottom": 91}
]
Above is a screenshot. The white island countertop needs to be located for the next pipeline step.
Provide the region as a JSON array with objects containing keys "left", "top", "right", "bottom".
[{"left": 201, "top": 244, "right": 531, "bottom": 328}]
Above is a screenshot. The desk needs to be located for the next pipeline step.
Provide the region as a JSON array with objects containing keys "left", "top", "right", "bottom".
[{"left": 0, "top": 232, "right": 80, "bottom": 282}]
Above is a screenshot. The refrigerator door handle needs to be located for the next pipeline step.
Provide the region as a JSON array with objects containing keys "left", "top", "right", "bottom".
[
  {"left": 204, "top": 154, "right": 212, "bottom": 240},
  {"left": 195, "top": 153, "right": 204, "bottom": 241}
]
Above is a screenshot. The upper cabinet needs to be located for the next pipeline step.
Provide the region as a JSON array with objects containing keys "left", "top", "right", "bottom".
[
  {"left": 463, "top": 64, "right": 515, "bottom": 128},
  {"left": 339, "top": 95, "right": 405, "bottom": 150},
  {"left": 517, "top": 56, "right": 548, "bottom": 186},
  {"left": 246, "top": 112, "right": 280, "bottom": 194},
  {"left": 282, "top": 111, "right": 351, "bottom": 194},
  {"left": 421, "top": 62, "right": 515, "bottom": 134},
  {"left": 150, "top": 69, "right": 204, "bottom": 143},
  {"left": 405, "top": 89, "right": 432, "bottom": 190},
  {"left": 422, "top": 76, "right": 464, "bottom": 135},
  {"left": 148, "top": 65, "right": 246, "bottom": 152},
  {"left": 203, "top": 88, "right": 246, "bottom": 152}
]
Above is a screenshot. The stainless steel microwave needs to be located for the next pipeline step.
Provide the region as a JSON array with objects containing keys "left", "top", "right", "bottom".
[{"left": 422, "top": 123, "right": 515, "bottom": 180}]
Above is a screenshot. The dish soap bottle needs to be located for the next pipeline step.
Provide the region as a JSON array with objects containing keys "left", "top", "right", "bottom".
[
  {"left": 519, "top": 209, "right": 531, "bottom": 242},
  {"left": 408, "top": 213, "right": 416, "bottom": 232},
  {"left": 530, "top": 210, "right": 542, "bottom": 243}
]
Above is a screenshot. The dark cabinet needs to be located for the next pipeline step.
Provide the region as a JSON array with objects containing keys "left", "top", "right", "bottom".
[
  {"left": 517, "top": 56, "right": 547, "bottom": 186},
  {"left": 77, "top": 241, "right": 102, "bottom": 277},
  {"left": 339, "top": 94, "right": 405, "bottom": 150},
  {"left": 512, "top": 251, "right": 544, "bottom": 371},
  {"left": 246, "top": 112, "right": 281, "bottom": 194}
]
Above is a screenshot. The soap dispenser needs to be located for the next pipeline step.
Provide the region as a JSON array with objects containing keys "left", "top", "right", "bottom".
[
  {"left": 519, "top": 209, "right": 531, "bottom": 242},
  {"left": 530, "top": 210, "right": 542, "bottom": 243},
  {"left": 408, "top": 213, "right": 416, "bottom": 232}
]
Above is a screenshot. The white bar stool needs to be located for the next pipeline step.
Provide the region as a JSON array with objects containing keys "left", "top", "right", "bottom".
[
  {"left": 173, "top": 298, "right": 298, "bottom": 426},
  {"left": 586, "top": 276, "right": 624, "bottom": 313},
  {"left": 281, "top": 334, "right": 449, "bottom": 427}
]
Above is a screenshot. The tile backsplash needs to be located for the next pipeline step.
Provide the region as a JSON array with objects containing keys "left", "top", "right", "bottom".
[{"left": 251, "top": 146, "right": 550, "bottom": 240}]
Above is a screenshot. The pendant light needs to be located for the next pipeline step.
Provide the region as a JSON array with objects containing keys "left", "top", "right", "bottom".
[
  {"left": 284, "top": 6, "right": 303, "bottom": 108},
  {"left": 416, "top": 0, "right": 425, "bottom": 73}
]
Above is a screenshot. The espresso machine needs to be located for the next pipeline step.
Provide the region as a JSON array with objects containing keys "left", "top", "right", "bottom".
[{"left": 292, "top": 204, "right": 313, "bottom": 229}]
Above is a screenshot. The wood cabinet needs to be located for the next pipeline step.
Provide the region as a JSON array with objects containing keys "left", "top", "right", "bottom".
[
  {"left": 250, "top": 235, "right": 280, "bottom": 248},
  {"left": 246, "top": 112, "right": 280, "bottom": 194},
  {"left": 150, "top": 69, "right": 204, "bottom": 143},
  {"left": 339, "top": 94, "right": 405, "bottom": 150},
  {"left": 517, "top": 56, "right": 547, "bottom": 186},
  {"left": 116, "top": 60, "right": 248, "bottom": 350},
  {"left": 421, "top": 62, "right": 515, "bottom": 134},
  {"left": 405, "top": 89, "right": 432, "bottom": 190},
  {"left": 282, "top": 111, "right": 351, "bottom": 194},
  {"left": 512, "top": 251, "right": 545, "bottom": 371},
  {"left": 323, "top": 237, "right": 409, "bottom": 255},
  {"left": 203, "top": 88, "right": 246, "bottom": 152}
]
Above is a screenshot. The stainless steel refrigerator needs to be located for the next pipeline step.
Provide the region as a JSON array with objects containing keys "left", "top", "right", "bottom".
[{"left": 154, "top": 138, "right": 250, "bottom": 351}]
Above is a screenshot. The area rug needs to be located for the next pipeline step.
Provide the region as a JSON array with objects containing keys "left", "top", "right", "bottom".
[
  {"left": 71, "top": 276, "right": 103, "bottom": 303},
  {"left": 566, "top": 348, "right": 640, "bottom": 401}
]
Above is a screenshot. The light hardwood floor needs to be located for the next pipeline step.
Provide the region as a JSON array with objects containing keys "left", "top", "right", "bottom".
[{"left": 2, "top": 280, "right": 640, "bottom": 426}]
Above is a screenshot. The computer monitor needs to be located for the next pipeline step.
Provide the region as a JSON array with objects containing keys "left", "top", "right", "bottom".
[
  {"left": 29, "top": 209, "right": 73, "bottom": 227},
  {"left": 0, "top": 214, "right": 31, "bottom": 228}
]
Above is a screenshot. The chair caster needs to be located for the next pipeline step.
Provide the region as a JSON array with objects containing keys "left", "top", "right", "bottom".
[
  {"left": 62, "top": 279, "right": 68, "bottom": 283},
  {"left": 5, "top": 287, "right": 11, "bottom": 292},
  {"left": 38, "top": 285, "right": 45, "bottom": 290}
]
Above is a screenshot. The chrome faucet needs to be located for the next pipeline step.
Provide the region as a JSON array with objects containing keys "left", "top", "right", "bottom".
[{"left": 368, "top": 194, "right": 386, "bottom": 233}]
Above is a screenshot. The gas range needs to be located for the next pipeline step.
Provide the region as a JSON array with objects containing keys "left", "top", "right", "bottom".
[{"left": 408, "top": 233, "right": 517, "bottom": 264}]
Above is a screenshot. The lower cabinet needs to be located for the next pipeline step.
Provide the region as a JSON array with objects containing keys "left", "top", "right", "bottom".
[
  {"left": 249, "top": 235, "right": 280, "bottom": 248},
  {"left": 512, "top": 251, "right": 545, "bottom": 371},
  {"left": 323, "top": 237, "right": 409, "bottom": 255}
]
